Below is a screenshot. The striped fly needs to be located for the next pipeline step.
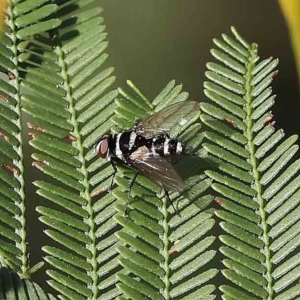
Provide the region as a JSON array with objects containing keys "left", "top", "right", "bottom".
[{"left": 96, "top": 101, "right": 199, "bottom": 214}]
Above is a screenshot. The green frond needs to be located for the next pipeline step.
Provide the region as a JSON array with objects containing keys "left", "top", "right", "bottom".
[
  {"left": 0, "top": 265, "right": 57, "bottom": 299},
  {"left": 22, "top": 1, "right": 119, "bottom": 299},
  {"left": 0, "top": 0, "right": 61, "bottom": 276},
  {"left": 202, "top": 26, "right": 300, "bottom": 299},
  {"left": 8, "top": 0, "right": 61, "bottom": 40},
  {"left": 112, "top": 80, "right": 218, "bottom": 299}
]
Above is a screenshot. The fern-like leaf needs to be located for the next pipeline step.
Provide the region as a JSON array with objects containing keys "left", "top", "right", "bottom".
[
  {"left": 113, "top": 80, "right": 218, "bottom": 299},
  {"left": 0, "top": 0, "right": 61, "bottom": 276},
  {"left": 0, "top": 265, "right": 57, "bottom": 299},
  {"left": 202, "top": 26, "right": 300, "bottom": 299},
  {"left": 23, "top": 1, "right": 119, "bottom": 299}
]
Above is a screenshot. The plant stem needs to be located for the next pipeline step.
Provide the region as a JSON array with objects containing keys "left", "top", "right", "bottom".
[
  {"left": 7, "top": 2, "right": 29, "bottom": 277},
  {"left": 57, "top": 46, "right": 99, "bottom": 299},
  {"left": 244, "top": 44, "right": 273, "bottom": 300},
  {"left": 161, "top": 194, "right": 170, "bottom": 300}
]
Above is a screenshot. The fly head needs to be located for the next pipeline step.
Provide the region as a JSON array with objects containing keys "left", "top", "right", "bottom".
[{"left": 96, "top": 135, "right": 110, "bottom": 159}]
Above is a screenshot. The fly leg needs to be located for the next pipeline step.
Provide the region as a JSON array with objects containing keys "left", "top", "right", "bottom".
[
  {"left": 164, "top": 189, "right": 181, "bottom": 218},
  {"left": 109, "top": 160, "right": 117, "bottom": 191},
  {"left": 125, "top": 171, "right": 138, "bottom": 216}
]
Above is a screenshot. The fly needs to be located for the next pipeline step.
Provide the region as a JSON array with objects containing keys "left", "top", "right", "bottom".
[{"left": 96, "top": 101, "right": 199, "bottom": 215}]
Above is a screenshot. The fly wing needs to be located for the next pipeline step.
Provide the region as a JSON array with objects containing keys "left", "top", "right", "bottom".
[
  {"left": 135, "top": 101, "right": 199, "bottom": 138},
  {"left": 129, "top": 146, "right": 185, "bottom": 191}
]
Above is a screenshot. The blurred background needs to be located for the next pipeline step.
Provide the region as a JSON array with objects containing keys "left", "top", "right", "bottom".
[
  {"left": 28, "top": 0, "right": 300, "bottom": 290},
  {"left": 101, "top": 0, "right": 300, "bottom": 136}
]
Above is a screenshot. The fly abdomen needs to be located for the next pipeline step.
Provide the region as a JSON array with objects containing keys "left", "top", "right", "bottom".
[
  {"left": 114, "top": 131, "right": 188, "bottom": 161},
  {"left": 151, "top": 136, "right": 186, "bottom": 156}
]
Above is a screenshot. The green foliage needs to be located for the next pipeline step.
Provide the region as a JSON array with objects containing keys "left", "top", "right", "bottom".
[
  {"left": 112, "top": 80, "right": 217, "bottom": 299},
  {"left": 22, "top": 1, "right": 119, "bottom": 299},
  {"left": 0, "top": 1, "right": 299, "bottom": 299},
  {"left": 0, "top": 0, "right": 61, "bottom": 277},
  {"left": 202, "top": 26, "right": 300, "bottom": 299},
  {"left": 0, "top": 265, "right": 57, "bottom": 299}
]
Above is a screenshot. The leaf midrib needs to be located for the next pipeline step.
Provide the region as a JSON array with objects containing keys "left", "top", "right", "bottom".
[
  {"left": 244, "top": 45, "right": 273, "bottom": 299},
  {"left": 7, "top": 3, "right": 29, "bottom": 276},
  {"left": 161, "top": 195, "right": 170, "bottom": 300},
  {"left": 57, "top": 45, "right": 98, "bottom": 299}
]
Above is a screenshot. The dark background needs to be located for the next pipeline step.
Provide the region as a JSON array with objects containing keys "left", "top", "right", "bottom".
[
  {"left": 30, "top": 0, "right": 300, "bottom": 291},
  {"left": 100, "top": 0, "right": 300, "bottom": 136}
]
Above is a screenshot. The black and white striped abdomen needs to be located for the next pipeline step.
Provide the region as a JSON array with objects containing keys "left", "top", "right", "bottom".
[
  {"left": 112, "top": 131, "right": 187, "bottom": 161},
  {"left": 150, "top": 136, "right": 186, "bottom": 156}
]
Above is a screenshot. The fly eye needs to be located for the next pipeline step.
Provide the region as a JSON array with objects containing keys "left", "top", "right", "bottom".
[{"left": 97, "top": 139, "right": 109, "bottom": 158}]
